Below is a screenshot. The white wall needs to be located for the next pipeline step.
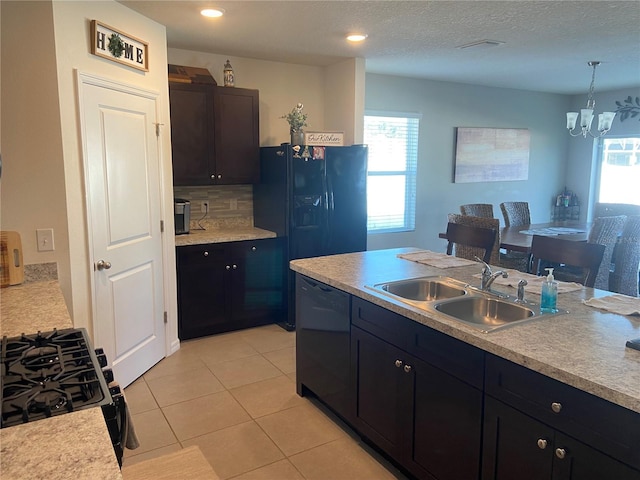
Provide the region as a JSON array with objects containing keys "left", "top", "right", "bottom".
[
  {"left": 565, "top": 86, "right": 640, "bottom": 220},
  {"left": 365, "top": 73, "right": 571, "bottom": 253}
]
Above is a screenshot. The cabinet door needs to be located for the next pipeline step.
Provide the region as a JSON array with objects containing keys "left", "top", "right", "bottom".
[
  {"left": 176, "top": 244, "right": 230, "bottom": 339},
  {"left": 351, "top": 326, "right": 412, "bottom": 463},
  {"left": 213, "top": 87, "right": 259, "bottom": 184},
  {"left": 551, "top": 433, "right": 640, "bottom": 480},
  {"left": 169, "top": 83, "right": 215, "bottom": 186},
  {"left": 482, "top": 397, "right": 554, "bottom": 480},
  {"left": 411, "top": 355, "right": 483, "bottom": 480},
  {"left": 230, "top": 238, "right": 285, "bottom": 323}
]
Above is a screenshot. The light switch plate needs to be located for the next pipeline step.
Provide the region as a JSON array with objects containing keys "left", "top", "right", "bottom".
[{"left": 36, "top": 228, "right": 55, "bottom": 252}]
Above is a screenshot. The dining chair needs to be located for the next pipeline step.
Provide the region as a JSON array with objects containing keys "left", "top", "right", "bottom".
[
  {"left": 594, "top": 202, "right": 640, "bottom": 218},
  {"left": 530, "top": 235, "right": 605, "bottom": 288},
  {"left": 445, "top": 221, "right": 497, "bottom": 264},
  {"left": 448, "top": 213, "right": 530, "bottom": 271},
  {"left": 609, "top": 215, "right": 640, "bottom": 297},
  {"left": 447, "top": 214, "right": 500, "bottom": 264},
  {"left": 460, "top": 203, "right": 494, "bottom": 218},
  {"left": 554, "top": 215, "right": 627, "bottom": 290},
  {"left": 500, "top": 202, "right": 531, "bottom": 227}
]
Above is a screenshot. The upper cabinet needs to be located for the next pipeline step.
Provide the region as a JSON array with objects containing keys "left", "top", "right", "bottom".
[{"left": 169, "top": 82, "right": 259, "bottom": 186}]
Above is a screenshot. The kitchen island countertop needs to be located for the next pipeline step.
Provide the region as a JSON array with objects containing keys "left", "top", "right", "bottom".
[
  {"left": 290, "top": 247, "right": 640, "bottom": 414},
  {"left": 0, "top": 280, "right": 123, "bottom": 479}
]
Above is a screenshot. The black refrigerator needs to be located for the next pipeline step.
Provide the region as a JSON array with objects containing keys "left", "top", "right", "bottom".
[{"left": 253, "top": 143, "right": 368, "bottom": 329}]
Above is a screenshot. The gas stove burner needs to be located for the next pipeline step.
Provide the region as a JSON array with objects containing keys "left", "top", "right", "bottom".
[
  {"left": 28, "top": 389, "right": 69, "bottom": 414},
  {"left": 22, "top": 346, "right": 60, "bottom": 369}
]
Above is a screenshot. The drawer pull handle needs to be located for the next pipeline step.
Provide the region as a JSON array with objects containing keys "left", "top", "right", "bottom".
[
  {"left": 537, "top": 439, "right": 548, "bottom": 450},
  {"left": 551, "top": 402, "right": 562, "bottom": 413},
  {"left": 555, "top": 448, "right": 566, "bottom": 459},
  {"left": 403, "top": 364, "right": 412, "bottom": 373},
  {"left": 394, "top": 359, "right": 403, "bottom": 368}
]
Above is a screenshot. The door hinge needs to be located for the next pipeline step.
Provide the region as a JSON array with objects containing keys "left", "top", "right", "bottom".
[
  {"left": 154, "top": 122, "right": 164, "bottom": 137},
  {"left": 164, "top": 311, "right": 168, "bottom": 324},
  {"left": 160, "top": 220, "right": 164, "bottom": 233}
]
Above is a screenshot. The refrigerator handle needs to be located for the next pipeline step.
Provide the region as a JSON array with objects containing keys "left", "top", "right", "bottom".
[{"left": 325, "top": 174, "right": 334, "bottom": 250}]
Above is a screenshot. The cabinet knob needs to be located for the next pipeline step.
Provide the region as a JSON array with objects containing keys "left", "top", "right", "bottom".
[
  {"left": 217, "top": 174, "right": 222, "bottom": 179},
  {"left": 537, "top": 439, "right": 548, "bottom": 450},
  {"left": 403, "top": 364, "right": 412, "bottom": 373},
  {"left": 203, "top": 251, "right": 209, "bottom": 257},
  {"left": 226, "top": 265, "right": 231, "bottom": 270},
  {"left": 251, "top": 246, "right": 257, "bottom": 251},
  {"left": 232, "top": 264, "right": 237, "bottom": 269},
  {"left": 394, "top": 359, "right": 403, "bottom": 368},
  {"left": 211, "top": 174, "right": 216, "bottom": 180},
  {"left": 555, "top": 448, "right": 566, "bottom": 460},
  {"left": 551, "top": 402, "right": 562, "bottom": 414}
]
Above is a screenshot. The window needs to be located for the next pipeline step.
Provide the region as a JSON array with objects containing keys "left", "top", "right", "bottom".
[
  {"left": 597, "top": 137, "right": 640, "bottom": 205},
  {"left": 364, "top": 112, "right": 420, "bottom": 233}
]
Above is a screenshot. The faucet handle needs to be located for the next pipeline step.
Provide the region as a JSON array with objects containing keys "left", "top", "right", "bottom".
[
  {"left": 516, "top": 279, "right": 527, "bottom": 302},
  {"left": 474, "top": 256, "right": 491, "bottom": 273}
]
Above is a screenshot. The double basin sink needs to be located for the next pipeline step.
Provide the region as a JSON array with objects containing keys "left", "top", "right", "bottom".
[{"left": 368, "top": 276, "right": 566, "bottom": 333}]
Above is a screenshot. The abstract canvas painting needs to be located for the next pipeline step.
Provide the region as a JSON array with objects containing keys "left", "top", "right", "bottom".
[{"left": 454, "top": 127, "right": 530, "bottom": 183}]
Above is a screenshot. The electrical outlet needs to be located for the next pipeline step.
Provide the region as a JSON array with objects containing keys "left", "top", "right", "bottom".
[
  {"left": 36, "top": 228, "right": 55, "bottom": 252},
  {"left": 201, "top": 201, "right": 209, "bottom": 213}
]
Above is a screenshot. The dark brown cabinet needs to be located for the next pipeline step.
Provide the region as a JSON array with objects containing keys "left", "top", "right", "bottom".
[
  {"left": 482, "top": 355, "right": 640, "bottom": 480},
  {"left": 350, "top": 298, "right": 483, "bottom": 480},
  {"left": 176, "top": 237, "right": 285, "bottom": 339},
  {"left": 169, "top": 83, "right": 259, "bottom": 186}
]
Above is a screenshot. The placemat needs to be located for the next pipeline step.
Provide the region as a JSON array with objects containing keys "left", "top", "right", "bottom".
[
  {"left": 518, "top": 227, "right": 586, "bottom": 236},
  {"left": 397, "top": 250, "right": 478, "bottom": 269},
  {"left": 583, "top": 295, "right": 640, "bottom": 316}
]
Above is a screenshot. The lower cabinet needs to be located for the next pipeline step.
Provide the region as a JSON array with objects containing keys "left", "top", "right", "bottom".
[
  {"left": 482, "top": 396, "right": 640, "bottom": 480},
  {"left": 176, "top": 237, "right": 285, "bottom": 339},
  {"left": 350, "top": 302, "right": 483, "bottom": 480}
]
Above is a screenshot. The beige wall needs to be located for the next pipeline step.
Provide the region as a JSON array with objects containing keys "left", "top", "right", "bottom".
[{"left": 1, "top": 1, "right": 71, "bottom": 300}]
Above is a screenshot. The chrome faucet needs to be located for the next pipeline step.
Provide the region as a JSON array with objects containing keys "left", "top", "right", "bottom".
[{"left": 475, "top": 257, "right": 508, "bottom": 291}]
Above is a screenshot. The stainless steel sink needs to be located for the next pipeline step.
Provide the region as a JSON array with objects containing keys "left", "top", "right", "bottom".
[
  {"left": 369, "top": 276, "right": 467, "bottom": 302},
  {"left": 434, "top": 296, "right": 536, "bottom": 332}
]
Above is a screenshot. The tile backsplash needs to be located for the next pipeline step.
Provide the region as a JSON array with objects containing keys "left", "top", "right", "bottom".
[{"left": 173, "top": 185, "right": 254, "bottom": 227}]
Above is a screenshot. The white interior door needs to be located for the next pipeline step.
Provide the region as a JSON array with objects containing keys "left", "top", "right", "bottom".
[{"left": 79, "top": 74, "right": 166, "bottom": 387}]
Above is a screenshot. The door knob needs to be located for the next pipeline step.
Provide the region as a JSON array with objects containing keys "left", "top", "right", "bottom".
[{"left": 96, "top": 260, "right": 112, "bottom": 271}]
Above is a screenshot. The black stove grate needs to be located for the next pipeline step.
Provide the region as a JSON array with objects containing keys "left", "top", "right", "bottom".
[{"left": 0, "top": 328, "right": 111, "bottom": 428}]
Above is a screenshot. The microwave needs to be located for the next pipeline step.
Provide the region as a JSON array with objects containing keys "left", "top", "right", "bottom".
[{"left": 174, "top": 198, "right": 190, "bottom": 234}]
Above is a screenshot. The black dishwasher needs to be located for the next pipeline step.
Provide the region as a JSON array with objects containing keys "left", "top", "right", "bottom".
[{"left": 295, "top": 274, "right": 352, "bottom": 421}]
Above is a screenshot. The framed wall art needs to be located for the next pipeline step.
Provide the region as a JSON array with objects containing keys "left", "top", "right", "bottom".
[{"left": 454, "top": 127, "right": 530, "bottom": 183}]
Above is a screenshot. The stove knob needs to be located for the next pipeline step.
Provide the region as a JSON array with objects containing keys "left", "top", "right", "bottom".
[
  {"left": 103, "top": 368, "right": 115, "bottom": 383},
  {"left": 95, "top": 348, "right": 108, "bottom": 368}
]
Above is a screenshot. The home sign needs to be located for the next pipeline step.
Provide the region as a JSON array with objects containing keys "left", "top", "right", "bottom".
[{"left": 91, "top": 20, "right": 149, "bottom": 72}]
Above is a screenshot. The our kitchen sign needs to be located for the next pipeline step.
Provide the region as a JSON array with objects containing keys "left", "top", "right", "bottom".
[{"left": 91, "top": 20, "right": 149, "bottom": 72}]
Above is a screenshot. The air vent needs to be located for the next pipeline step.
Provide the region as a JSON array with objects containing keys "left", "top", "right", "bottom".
[{"left": 456, "top": 39, "right": 505, "bottom": 50}]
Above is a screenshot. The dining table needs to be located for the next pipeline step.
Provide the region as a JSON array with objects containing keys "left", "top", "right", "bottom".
[{"left": 439, "top": 221, "right": 591, "bottom": 253}]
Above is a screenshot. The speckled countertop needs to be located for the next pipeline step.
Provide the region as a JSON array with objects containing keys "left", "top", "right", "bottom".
[
  {"left": 175, "top": 226, "right": 276, "bottom": 246},
  {"left": 290, "top": 247, "right": 640, "bottom": 414},
  {"left": 0, "top": 280, "right": 123, "bottom": 479}
]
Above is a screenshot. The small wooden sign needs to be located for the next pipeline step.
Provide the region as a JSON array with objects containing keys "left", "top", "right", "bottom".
[
  {"left": 91, "top": 20, "right": 149, "bottom": 72},
  {"left": 303, "top": 131, "right": 344, "bottom": 146}
]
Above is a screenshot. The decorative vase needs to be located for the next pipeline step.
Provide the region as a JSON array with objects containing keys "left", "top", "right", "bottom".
[{"left": 291, "top": 130, "right": 305, "bottom": 145}]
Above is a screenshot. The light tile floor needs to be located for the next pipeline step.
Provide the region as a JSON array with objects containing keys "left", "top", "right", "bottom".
[{"left": 124, "top": 324, "right": 408, "bottom": 480}]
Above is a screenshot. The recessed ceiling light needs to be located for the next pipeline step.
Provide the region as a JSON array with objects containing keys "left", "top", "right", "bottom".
[
  {"left": 201, "top": 8, "right": 225, "bottom": 18},
  {"left": 346, "top": 34, "right": 368, "bottom": 42}
]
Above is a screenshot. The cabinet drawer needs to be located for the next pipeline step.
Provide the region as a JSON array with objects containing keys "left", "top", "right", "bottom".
[
  {"left": 408, "top": 325, "right": 485, "bottom": 389},
  {"left": 176, "top": 243, "right": 227, "bottom": 266},
  {"left": 486, "top": 354, "right": 640, "bottom": 470},
  {"left": 351, "top": 296, "right": 414, "bottom": 350}
]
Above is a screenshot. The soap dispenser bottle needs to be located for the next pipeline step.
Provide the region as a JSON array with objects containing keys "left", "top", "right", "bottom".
[{"left": 541, "top": 267, "right": 558, "bottom": 313}]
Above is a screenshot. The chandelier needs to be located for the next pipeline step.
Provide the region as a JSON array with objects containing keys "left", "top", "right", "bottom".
[{"left": 566, "top": 61, "right": 616, "bottom": 138}]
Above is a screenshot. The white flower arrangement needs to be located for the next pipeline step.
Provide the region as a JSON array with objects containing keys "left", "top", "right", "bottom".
[{"left": 281, "top": 103, "right": 308, "bottom": 132}]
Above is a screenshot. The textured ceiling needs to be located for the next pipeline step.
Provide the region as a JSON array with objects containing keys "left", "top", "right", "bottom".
[{"left": 119, "top": 0, "right": 640, "bottom": 94}]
